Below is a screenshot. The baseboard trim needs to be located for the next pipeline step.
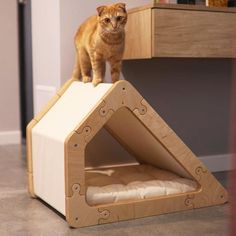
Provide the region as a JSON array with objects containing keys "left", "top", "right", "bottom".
[
  {"left": 0, "top": 131, "right": 21, "bottom": 145},
  {"left": 199, "top": 154, "right": 233, "bottom": 172}
]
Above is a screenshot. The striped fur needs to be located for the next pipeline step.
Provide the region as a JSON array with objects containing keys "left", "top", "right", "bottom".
[{"left": 72, "top": 3, "right": 127, "bottom": 86}]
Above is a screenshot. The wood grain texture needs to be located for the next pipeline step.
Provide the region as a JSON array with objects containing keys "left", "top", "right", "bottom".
[
  {"left": 66, "top": 184, "right": 106, "bottom": 228},
  {"left": 124, "top": 5, "right": 236, "bottom": 59},
  {"left": 128, "top": 3, "right": 236, "bottom": 14},
  {"left": 153, "top": 9, "right": 236, "bottom": 58},
  {"left": 105, "top": 107, "right": 192, "bottom": 179},
  {"left": 123, "top": 9, "right": 152, "bottom": 59},
  {"left": 26, "top": 119, "right": 38, "bottom": 198},
  {"left": 29, "top": 80, "right": 228, "bottom": 228},
  {"left": 64, "top": 80, "right": 227, "bottom": 227}
]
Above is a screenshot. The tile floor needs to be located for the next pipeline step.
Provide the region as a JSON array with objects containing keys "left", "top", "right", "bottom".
[{"left": 0, "top": 144, "right": 232, "bottom": 236}]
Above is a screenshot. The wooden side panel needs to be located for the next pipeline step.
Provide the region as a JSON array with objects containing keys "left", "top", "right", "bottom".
[
  {"left": 85, "top": 127, "right": 138, "bottom": 168},
  {"left": 153, "top": 9, "right": 236, "bottom": 58},
  {"left": 28, "top": 78, "right": 228, "bottom": 228},
  {"left": 26, "top": 119, "right": 38, "bottom": 198},
  {"left": 105, "top": 107, "right": 192, "bottom": 179},
  {"left": 123, "top": 9, "right": 152, "bottom": 59},
  {"left": 65, "top": 80, "right": 227, "bottom": 228},
  {"left": 65, "top": 81, "right": 143, "bottom": 197}
]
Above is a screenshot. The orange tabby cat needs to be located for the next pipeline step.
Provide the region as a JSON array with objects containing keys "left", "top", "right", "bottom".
[{"left": 72, "top": 3, "right": 127, "bottom": 86}]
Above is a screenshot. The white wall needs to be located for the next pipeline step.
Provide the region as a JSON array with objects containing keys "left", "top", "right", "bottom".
[
  {"left": 0, "top": 0, "right": 21, "bottom": 144},
  {"left": 31, "top": 0, "right": 61, "bottom": 114}
]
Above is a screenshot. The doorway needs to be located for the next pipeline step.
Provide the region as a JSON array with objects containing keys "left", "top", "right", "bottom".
[{"left": 18, "top": 0, "right": 34, "bottom": 140}]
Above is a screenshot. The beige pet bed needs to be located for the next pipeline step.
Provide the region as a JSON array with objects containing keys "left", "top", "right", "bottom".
[{"left": 86, "top": 164, "right": 197, "bottom": 206}]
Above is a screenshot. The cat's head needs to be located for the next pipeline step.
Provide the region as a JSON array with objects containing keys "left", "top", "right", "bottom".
[{"left": 97, "top": 3, "right": 127, "bottom": 34}]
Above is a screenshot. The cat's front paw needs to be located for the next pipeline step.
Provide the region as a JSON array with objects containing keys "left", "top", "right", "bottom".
[
  {"left": 82, "top": 76, "right": 92, "bottom": 83},
  {"left": 92, "top": 78, "right": 102, "bottom": 87}
]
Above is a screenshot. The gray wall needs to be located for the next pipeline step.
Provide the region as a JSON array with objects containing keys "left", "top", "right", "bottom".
[
  {"left": 31, "top": 0, "right": 61, "bottom": 114},
  {"left": 0, "top": 0, "right": 20, "bottom": 142},
  {"left": 123, "top": 58, "right": 232, "bottom": 156}
]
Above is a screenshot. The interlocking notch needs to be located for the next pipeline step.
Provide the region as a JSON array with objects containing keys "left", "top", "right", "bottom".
[
  {"left": 185, "top": 194, "right": 195, "bottom": 208},
  {"left": 99, "top": 80, "right": 147, "bottom": 118},
  {"left": 195, "top": 166, "right": 208, "bottom": 181},
  {"left": 66, "top": 184, "right": 110, "bottom": 228},
  {"left": 75, "top": 125, "right": 92, "bottom": 144}
]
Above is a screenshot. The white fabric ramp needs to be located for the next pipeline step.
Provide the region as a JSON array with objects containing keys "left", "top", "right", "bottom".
[
  {"left": 86, "top": 165, "right": 198, "bottom": 206},
  {"left": 32, "top": 82, "right": 112, "bottom": 214}
]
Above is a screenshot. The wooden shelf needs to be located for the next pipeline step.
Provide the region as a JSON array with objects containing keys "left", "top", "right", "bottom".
[{"left": 123, "top": 4, "right": 236, "bottom": 59}]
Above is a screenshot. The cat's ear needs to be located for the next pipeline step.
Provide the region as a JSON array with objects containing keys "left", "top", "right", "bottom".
[
  {"left": 115, "top": 3, "right": 126, "bottom": 12},
  {"left": 97, "top": 5, "right": 106, "bottom": 16}
]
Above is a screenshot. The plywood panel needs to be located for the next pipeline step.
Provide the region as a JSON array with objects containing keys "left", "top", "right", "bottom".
[
  {"left": 123, "top": 9, "right": 152, "bottom": 59},
  {"left": 123, "top": 4, "right": 236, "bottom": 59},
  {"left": 153, "top": 9, "right": 236, "bottom": 58},
  {"left": 28, "top": 80, "right": 228, "bottom": 228},
  {"left": 106, "top": 107, "right": 192, "bottom": 179},
  {"left": 85, "top": 127, "right": 138, "bottom": 168}
]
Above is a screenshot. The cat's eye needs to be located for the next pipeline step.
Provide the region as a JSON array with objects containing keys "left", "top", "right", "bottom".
[
  {"left": 116, "top": 16, "right": 122, "bottom": 21},
  {"left": 104, "top": 18, "right": 111, "bottom": 23}
]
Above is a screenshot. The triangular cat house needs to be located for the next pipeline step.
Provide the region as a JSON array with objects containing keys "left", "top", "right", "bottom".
[{"left": 27, "top": 80, "right": 227, "bottom": 228}]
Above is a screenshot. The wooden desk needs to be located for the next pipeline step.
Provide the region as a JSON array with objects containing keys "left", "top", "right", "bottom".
[{"left": 123, "top": 4, "right": 236, "bottom": 59}]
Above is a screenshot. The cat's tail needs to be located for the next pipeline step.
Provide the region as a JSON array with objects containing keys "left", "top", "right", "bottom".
[{"left": 71, "top": 54, "right": 81, "bottom": 81}]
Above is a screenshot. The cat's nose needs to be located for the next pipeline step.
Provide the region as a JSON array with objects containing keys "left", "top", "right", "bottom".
[{"left": 111, "top": 20, "right": 117, "bottom": 29}]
